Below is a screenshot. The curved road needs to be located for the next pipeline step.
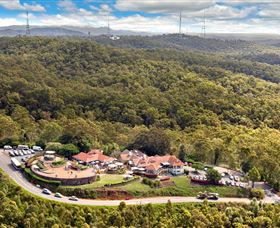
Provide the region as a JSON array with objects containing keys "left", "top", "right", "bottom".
[{"left": 0, "top": 151, "right": 275, "bottom": 206}]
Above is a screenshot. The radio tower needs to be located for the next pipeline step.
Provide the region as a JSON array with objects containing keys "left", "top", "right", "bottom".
[
  {"left": 179, "top": 11, "right": 182, "bottom": 34},
  {"left": 201, "top": 10, "right": 206, "bottom": 39},
  {"left": 107, "top": 14, "right": 110, "bottom": 36},
  {"left": 26, "top": 11, "right": 31, "bottom": 36}
]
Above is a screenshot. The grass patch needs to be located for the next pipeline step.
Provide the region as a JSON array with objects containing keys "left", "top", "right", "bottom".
[
  {"left": 60, "top": 175, "right": 247, "bottom": 199},
  {"left": 123, "top": 176, "right": 248, "bottom": 198}
]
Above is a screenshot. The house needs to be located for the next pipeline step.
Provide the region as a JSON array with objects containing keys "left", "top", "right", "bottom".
[
  {"left": 120, "top": 149, "right": 147, "bottom": 165},
  {"left": 121, "top": 150, "right": 185, "bottom": 177},
  {"left": 73, "top": 149, "right": 115, "bottom": 165}
]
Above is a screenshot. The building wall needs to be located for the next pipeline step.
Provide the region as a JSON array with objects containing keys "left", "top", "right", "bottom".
[
  {"left": 169, "top": 166, "right": 184, "bottom": 175},
  {"left": 32, "top": 168, "right": 96, "bottom": 186}
]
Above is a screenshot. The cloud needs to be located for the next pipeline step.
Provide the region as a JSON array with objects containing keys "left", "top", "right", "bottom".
[
  {"left": 0, "top": 18, "right": 23, "bottom": 26},
  {"left": 57, "top": 0, "right": 77, "bottom": 12},
  {"left": 184, "top": 5, "right": 256, "bottom": 20},
  {"left": 18, "top": 12, "right": 36, "bottom": 19},
  {"left": 0, "top": 0, "right": 45, "bottom": 12},
  {"left": 257, "top": 3, "right": 280, "bottom": 18},
  {"left": 115, "top": 0, "right": 216, "bottom": 13}
]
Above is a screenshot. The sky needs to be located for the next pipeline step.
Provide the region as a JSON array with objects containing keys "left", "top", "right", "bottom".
[{"left": 0, "top": 0, "right": 280, "bottom": 34}]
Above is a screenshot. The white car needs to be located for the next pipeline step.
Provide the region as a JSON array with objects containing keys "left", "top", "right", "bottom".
[
  {"left": 9, "top": 151, "right": 15, "bottom": 157},
  {"left": 229, "top": 175, "right": 234, "bottom": 180},
  {"left": 4, "top": 145, "right": 12, "bottom": 150},
  {"left": 69, "top": 196, "right": 78, "bottom": 201},
  {"left": 32, "top": 146, "right": 43, "bottom": 151},
  {"left": 55, "top": 192, "right": 63, "bottom": 198},
  {"left": 14, "top": 151, "right": 19, "bottom": 156},
  {"left": 18, "top": 151, "right": 24, "bottom": 156},
  {"left": 42, "top": 188, "right": 51, "bottom": 195}
]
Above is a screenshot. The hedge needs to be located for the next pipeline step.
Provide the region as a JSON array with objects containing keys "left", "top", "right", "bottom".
[{"left": 23, "top": 168, "right": 61, "bottom": 189}]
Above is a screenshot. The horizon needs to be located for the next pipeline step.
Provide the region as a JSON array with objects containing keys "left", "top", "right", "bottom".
[{"left": 0, "top": 0, "right": 280, "bottom": 34}]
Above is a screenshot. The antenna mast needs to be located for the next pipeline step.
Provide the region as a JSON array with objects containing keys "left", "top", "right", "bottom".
[
  {"left": 179, "top": 11, "right": 182, "bottom": 34},
  {"left": 26, "top": 10, "right": 31, "bottom": 36},
  {"left": 107, "top": 14, "right": 110, "bottom": 36},
  {"left": 201, "top": 10, "right": 206, "bottom": 39}
]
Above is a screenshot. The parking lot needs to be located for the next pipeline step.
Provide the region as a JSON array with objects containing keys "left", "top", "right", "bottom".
[
  {"left": 3, "top": 144, "right": 43, "bottom": 166},
  {"left": 187, "top": 165, "right": 248, "bottom": 188}
]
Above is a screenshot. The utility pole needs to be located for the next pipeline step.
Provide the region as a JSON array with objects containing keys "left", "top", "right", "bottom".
[
  {"left": 107, "top": 13, "right": 110, "bottom": 36},
  {"left": 201, "top": 10, "right": 206, "bottom": 39},
  {"left": 26, "top": 10, "right": 31, "bottom": 36},
  {"left": 179, "top": 11, "right": 182, "bottom": 34}
]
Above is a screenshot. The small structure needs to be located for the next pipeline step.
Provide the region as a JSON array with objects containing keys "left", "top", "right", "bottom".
[{"left": 44, "top": 151, "right": 56, "bottom": 161}]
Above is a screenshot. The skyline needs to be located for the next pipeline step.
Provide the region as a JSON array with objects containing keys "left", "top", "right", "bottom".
[{"left": 0, "top": 0, "right": 280, "bottom": 34}]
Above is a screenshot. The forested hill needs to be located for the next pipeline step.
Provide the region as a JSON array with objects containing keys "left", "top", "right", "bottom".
[
  {"left": 92, "top": 34, "right": 275, "bottom": 54},
  {"left": 0, "top": 36, "right": 280, "bottom": 190}
]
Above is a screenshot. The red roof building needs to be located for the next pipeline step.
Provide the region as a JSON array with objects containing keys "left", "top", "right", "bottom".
[{"left": 73, "top": 149, "right": 115, "bottom": 164}]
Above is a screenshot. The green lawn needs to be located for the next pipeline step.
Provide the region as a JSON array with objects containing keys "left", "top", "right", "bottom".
[
  {"left": 122, "top": 176, "right": 247, "bottom": 198},
  {"left": 62, "top": 175, "right": 247, "bottom": 198}
]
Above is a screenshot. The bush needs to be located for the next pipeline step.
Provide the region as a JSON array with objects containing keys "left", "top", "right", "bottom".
[
  {"left": 45, "top": 142, "right": 63, "bottom": 151},
  {"left": 142, "top": 177, "right": 160, "bottom": 188},
  {"left": 51, "top": 159, "right": 66, "bottom": 167},
  {"left": 249, "top": 188, "right": 265, "bottom": 199},
  {"left": 192, "top": 162, "right": 204, "bottom": 170},
  {"left": 57, "top": 144, "right": 79, "bottom": 158},
  {"left": 184, "top": 169, "right": 189, "bottom": 175}
]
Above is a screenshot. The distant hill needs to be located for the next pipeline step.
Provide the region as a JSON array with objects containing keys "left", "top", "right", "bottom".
[
  {"left": 92, "top": 34, "right": 267, "bottom": 54},
  {"left": 0, "top": 25, "right": 152, "bottom": 37}
]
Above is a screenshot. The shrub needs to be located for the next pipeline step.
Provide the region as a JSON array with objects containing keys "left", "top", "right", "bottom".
[
  {"left": 57, "top": 144, "right": 79, "bottom": 158},
  {"left": 249, "top": 188, "right": 265, "bottom": 199},
  {"left": 142, "top": 177, "right": 160, "bottom": 188},
  {"left": 192, "top": 162, "right": 204, "bottom": 170},
  {"left": 184, "top": 169, "right": 189, "bottom": 175},
  {"left": 51, "top": 159, "right": 66, "bottom": 167}
]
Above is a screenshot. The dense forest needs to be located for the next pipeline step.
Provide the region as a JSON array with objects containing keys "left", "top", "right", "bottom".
[
  {"left": 1, "top": 169, "right": 280, "bottom": 227},
  {"left": 0, "top": 36, "right": 280, "bottom": 191}
]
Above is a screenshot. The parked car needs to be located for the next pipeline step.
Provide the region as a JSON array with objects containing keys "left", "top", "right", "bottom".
[
  {"left": 197, "top": 192, "right": 208, "bottom": 200},
  {"left": 207, "top": 193, "right": 219, "bottom": 200},
  {"left": 29, "top": 149, "right": 35, "bottom": 154},
  {"left": 54, "top": 192, "right": 63, "bottom": 198},
  {"left": 69, "top": 196, "right": 78, "bottom": 201},
  {"left": 17, "top": 145, "right": 29, "bottom": 150},
  {"left": 4, "top": 145, "right": 12, "bottom": 150},
  {"left": 234, "top": 176, "right": 240, "bottom": 181},
  {"left": 22, "top": 150, "right": 27, "bottom": 155},
  {"left": 42, "top": 188, "right": 51, "bottom": 195},
  {"left": 32, "top": 146, "right": 43, "bottom": 151},
  {"left": 9, "top": 151, "right": 15, "bottom": 157},
  {"left": 14, "top": 151, "right": 19, "bottom": 156},
  {"left": 18, "top": 151, "right": 24, "bottom": 156},
  {"left": 229, "top": 175, "right": 234, "bottom": 180}
]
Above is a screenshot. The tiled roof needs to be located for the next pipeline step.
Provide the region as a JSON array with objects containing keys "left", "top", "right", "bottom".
[{"left": 73, "top": 150, "right": 115, "bottom": 163}]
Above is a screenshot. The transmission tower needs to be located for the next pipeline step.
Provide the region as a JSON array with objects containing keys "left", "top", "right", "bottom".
[
  {"left": 179, "top": 11, "right": 182, "bottom": 34},
  {"left": 107, "top": 14, "right": 110, "bottom": 36},
  {"left": 26, "top": 11, "right": 31, "bottom": 36},
  {"left": 201, "top": 10, "right": 206, "bottom": 39}
]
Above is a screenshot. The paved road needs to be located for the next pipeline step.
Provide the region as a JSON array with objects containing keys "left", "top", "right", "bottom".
[{"left": 0, "top": 150, "right": 277, "bottom": 206}]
